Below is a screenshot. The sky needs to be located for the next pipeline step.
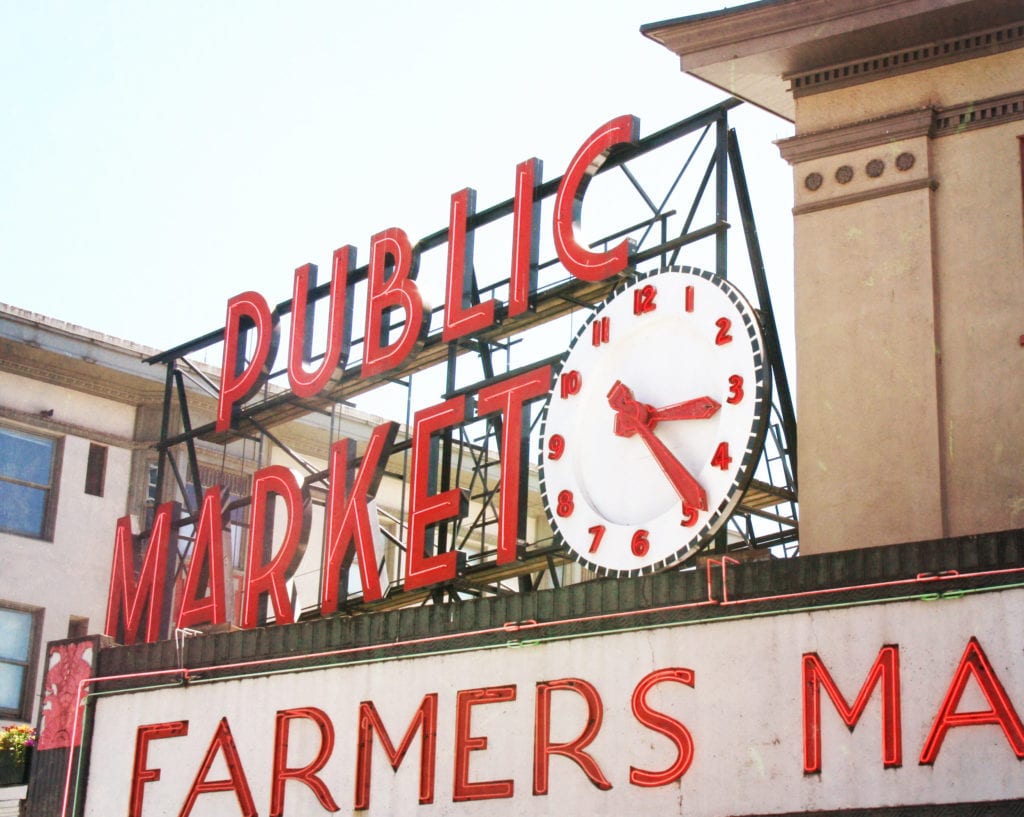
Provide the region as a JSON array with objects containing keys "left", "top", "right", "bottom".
[{"left": 0, "top": 1, "right": 794, "bottom": 368}]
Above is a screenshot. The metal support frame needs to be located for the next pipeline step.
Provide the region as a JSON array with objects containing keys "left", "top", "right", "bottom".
[{"left": 142, "top": 98, "right": 799, "bottom": 627}]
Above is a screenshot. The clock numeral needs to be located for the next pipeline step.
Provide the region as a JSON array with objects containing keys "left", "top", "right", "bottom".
[
  {"left": 633, "top": 284, "right": 657, "bottom": 315},
  {"left": 591, "top": 316, "right": 610, "bottom": 347},
  {"left": 631, "top": 529, "right": 650, "bottom": 557},
  {"left": 560, "top": 370, "right": 582, "bottom": 399},
  {"left": 711, "top": 442, "right": 733, "bottom": 470},
  {"left": 685, "top": 285, "right": 695, "bottom": 313},
  {"left": 556, "top": 490, "right": 574, "bottom": 517},
  {"left": 681, "top": 505, "right": 699, "bottom": 527},
  {"left": 727, "top": 374, "right": 744, "bottom": 405},
  {"left": 547, "top": 434, "right": 566, "bottom": 461},
  {"left": 588, "top": 524, "right": 605, "bottom": 553},
  {"left": 715, "top": 317, "right": 733, "bottom": 345}
]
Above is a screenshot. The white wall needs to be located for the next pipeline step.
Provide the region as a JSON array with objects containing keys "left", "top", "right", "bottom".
[{"left": 0, "top": 370, "right": 137, "bottom": 725}]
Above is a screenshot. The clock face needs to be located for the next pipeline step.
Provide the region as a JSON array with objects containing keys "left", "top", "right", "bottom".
[{"left": 539, "top": 266, "right": 769, "bottom": 577}]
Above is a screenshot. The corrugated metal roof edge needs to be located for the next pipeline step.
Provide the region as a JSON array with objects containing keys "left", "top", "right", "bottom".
[{"left": 93, "top": 527, "right": 1024, "bottom": 682}]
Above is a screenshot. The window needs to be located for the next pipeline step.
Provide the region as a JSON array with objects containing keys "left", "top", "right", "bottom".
[
  {"left": 0, "top": 603, "right": 41, "bottom": 721},
  {"left": 0, "top": 426, "right": 61, "bottom": 539},
  {"left": 84, "top": 443, "right": 107, "bottom": 497}
]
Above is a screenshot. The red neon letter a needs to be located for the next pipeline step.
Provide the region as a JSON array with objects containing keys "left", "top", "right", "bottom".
[
  {"left": 176, "top": 486, "right": 227, "bottom": 630},
  {"left": 920, "top": 636, "right": 1024, "bottom": 764},
  {"left": 180, "top": 717, "right": 257, "bottom": 817}
]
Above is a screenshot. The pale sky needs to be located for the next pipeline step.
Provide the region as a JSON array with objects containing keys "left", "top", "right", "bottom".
[{"left": 0, "top": 1, "right": 794, "bottom": 363}]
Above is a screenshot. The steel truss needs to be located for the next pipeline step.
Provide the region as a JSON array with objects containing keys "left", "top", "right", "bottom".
[{"left": 144, "top": 98, "right": 798, "bottom": 629}]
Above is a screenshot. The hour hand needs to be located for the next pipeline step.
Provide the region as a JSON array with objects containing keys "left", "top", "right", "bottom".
[{"left": 607, "top": 380, "right": 652, "bottom": 437}]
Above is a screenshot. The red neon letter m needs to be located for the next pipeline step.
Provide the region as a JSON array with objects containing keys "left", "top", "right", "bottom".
[
  {"left": 802, "top": 645, "right": 902, "bottom": 773},
  {"left": 104, "top": 502, "right": 180, "bottom": 645},
  {"left": 354, "top": 694, "right": 438, "bottom": 810}
]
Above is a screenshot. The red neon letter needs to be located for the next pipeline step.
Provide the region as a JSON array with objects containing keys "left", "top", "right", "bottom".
[
  {"left": 509, "top": 158, "right": 542, "bottom": 319},
  {"left": 404, "top": 398, "right": 469, "bottom": 591},
  {"left": 533, "top": 678, "right": 612, "bottom": 795},
  {"left": 553, "top": 115, "right": 639, "bottom": 282},
  {"left": 354, "top": 694, "right": 438, "bottom": 810},
  {"left": 443, "top": 188, "right": 496, "bottom": 342},
  {"left": 176, "top": 486, "right": 227, "bottom": 630},
  {"left": 129, "top": 721, "right": 188, "bottom": 817},
  {"left": 241, "top": 465, "right": 311, "bottom": 629},
  {"left": 361, "top": 228, "right": 428, "bottom": 379},
  {"left": 920, "top": 636, "right": 1024, "bottom": 764},
  {"left": 270, "top": 707, "right": 340, "bottom": 817},
  {"left": 321, "top": 422, "right": 399, "bottom": 612},
  {"left": 476, "top": 365, "right": 552, "bottom": 563},
  {"left": 179, "top": 717, "right": 256, "bottom": 817},
  {"left": 453, "top": 685, "right": 516, "bottom": 802},
  {"left": 105, "top": 502, "right": 180, "bottom": 645},
  {"left": 217, "top": 291, "right": 280, "bottom": 432},
  {"left": 630, "top": 668, "right": 695, "bottom": 787},
  {"left": 802, "top": 646, "right": 902, "bottom": 773},
  {"left": 287, "top": 246, "right": 355, "bottom": 398}
]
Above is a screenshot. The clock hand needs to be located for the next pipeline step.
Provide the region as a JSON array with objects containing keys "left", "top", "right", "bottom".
[
  {"left": 649, "top": 396, "right": 720, "bottom": 425},
  {"left": 607, "top": 381, "right": 708, "bottom": 511}
]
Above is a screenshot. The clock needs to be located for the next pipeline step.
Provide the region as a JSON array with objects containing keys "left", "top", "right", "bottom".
[{"left": 538, "top": 266, "right": 769, "bottom": 577}]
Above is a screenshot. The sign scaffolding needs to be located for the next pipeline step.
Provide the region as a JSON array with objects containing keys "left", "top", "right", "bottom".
[{"left": 128, "top": 99, "right": 797, "bottom": 638}]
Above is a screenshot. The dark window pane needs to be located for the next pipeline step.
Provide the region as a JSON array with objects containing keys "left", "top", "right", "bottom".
[
  {"left": 0, "top": 481, "right": 48, "bottom": 537},
  {"left": 0, "top": 428, "right": 54, "bottom": 485},
  {"left": 85, "top": 443, "right": 107, "bottom": 497},
  {"left": 0, "top": 607, "right": 33, "bottom": 662},
  {"left": 0, "top": 663, "right": 25, "bottom": 711}
]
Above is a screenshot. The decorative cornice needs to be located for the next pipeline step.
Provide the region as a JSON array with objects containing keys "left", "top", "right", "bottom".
[
  {"left": 778, "top": 108, "right": 933, "bottom": 164},
  {"left": 779, "top": 90, "right": 1024, "bottom": 167},
  {"left": 787, "top": 21, "right": 1024, "bottom": 98},
  {"left": 0, "top": 356, "right": 164, "bottom": 405},
  {"left": 793, "top": 177, "right": 938, "bottom": 216},
  {"left": 0, "top": 405, "right": 148, "bottom": 449},
  {"left": 933, "top": 90, "right": 1024, "bottom": 136}
]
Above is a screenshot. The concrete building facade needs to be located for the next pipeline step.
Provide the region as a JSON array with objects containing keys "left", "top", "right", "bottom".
[{"left": 644, "top": 0, "right": 1024, "bottom": 553}]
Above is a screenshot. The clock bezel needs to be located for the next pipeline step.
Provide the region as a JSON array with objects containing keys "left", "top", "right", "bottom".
[{"left": 538, "top": 266, "right": 771, "bottom": 577}]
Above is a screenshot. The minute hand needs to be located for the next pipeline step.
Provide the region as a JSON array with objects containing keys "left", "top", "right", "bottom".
[
  {"left": 607, "top": 380, "right": 710, "bottom": 511},
  {"left": 628, "top": 418, "right": 708, "bottom": 511}
]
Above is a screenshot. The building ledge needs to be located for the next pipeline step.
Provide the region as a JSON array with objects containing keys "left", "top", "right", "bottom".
[{"left": 641, "top": 0, "right": 1024, "bottom": 121}]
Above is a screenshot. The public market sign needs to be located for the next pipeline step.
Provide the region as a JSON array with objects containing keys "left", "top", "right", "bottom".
[
  {"left": 85, "top": 588, "right": 1024, "bottom": 816},
  {"left": 105, "top": 114, "right": 766, "bottom": 646}
]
